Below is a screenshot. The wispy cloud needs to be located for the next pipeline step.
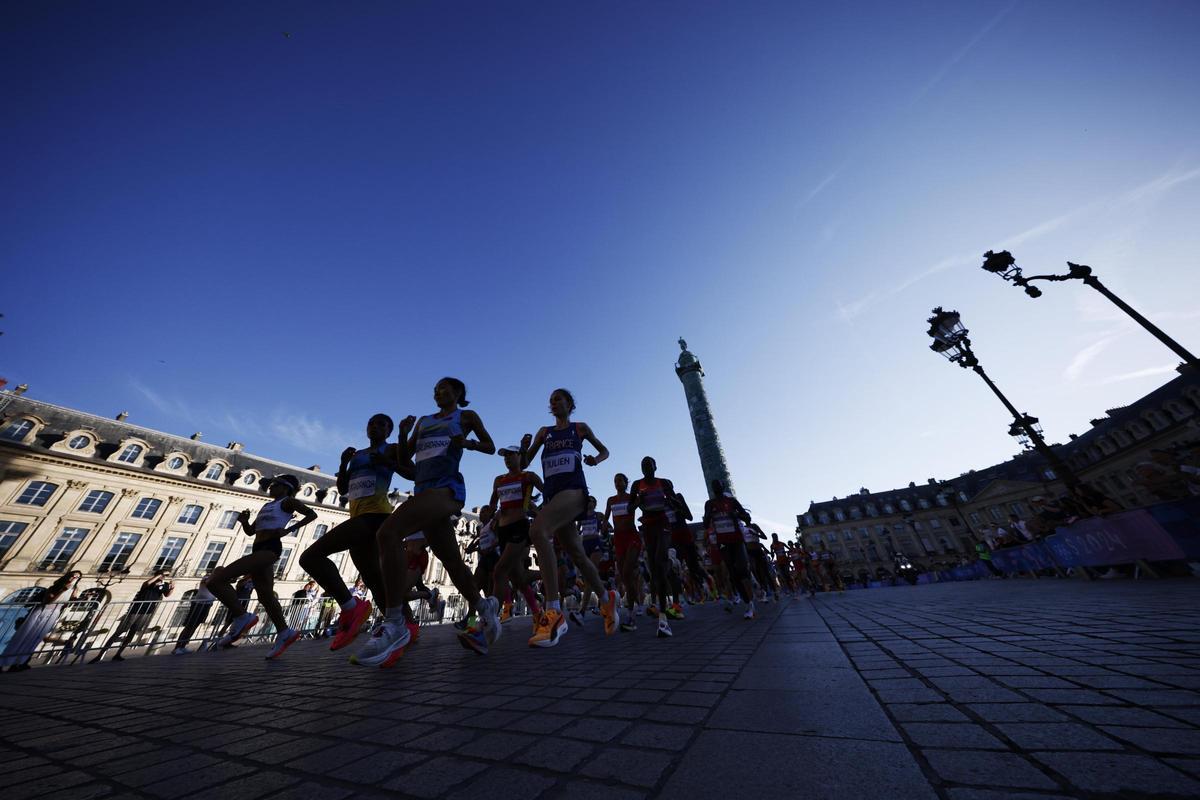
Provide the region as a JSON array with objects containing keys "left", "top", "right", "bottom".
[
  {"left": 834, "top": 162, "right": 1200, "bottom": 321},
  {"left": 1095, "top": 364, "right": 1179, "bottom": 385},
  {"left": 911, "top": 1, "right": 1017, "bottom": 104},
  {"left": 801, "top": 167, "right": 843, "bottom": 207},
  {"left": 267, "top": 411, "right": 357, "bottom": 456},
  {"left": 1063, "top": 337, "right": 1115, "bottom": 381}
]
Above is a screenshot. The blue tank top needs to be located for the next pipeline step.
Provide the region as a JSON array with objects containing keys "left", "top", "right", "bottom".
[
  {"left": 541, "top": 422, "right": 587, "bottom": 499},
  {"left": 345, "top": 443, "right": 394, "bottom": 517},
  {"left": 413, "top": 410, "right": 464, "bottom": 486}
]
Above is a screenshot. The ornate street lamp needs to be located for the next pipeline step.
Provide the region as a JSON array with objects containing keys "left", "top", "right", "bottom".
[
  {"left": 926, "top": 307, "right": 1081, "bottom": 495},
  {"left": 981, "top": 250, "right": 1197, "bottom": 369},
  {"left": 1006, "top": 413, "right": 1042, "bottom": 449}
]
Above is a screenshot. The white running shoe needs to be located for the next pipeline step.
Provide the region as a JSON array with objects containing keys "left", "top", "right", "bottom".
[
  {"left": 351, "top": 621, "right": 411, "bottom": 667},
  {"left": 479, "top": 596, "right": 502, "bottom": 644},
  {"left": 266, "top": 628, "right": 301, "bottom": 659},
  {"left": 657, "top": 617, "right": 673, "bottom": 638},
  {"left": 214, "top": 612, "right": 258, "bottom": 648},
  {"left": 744, "top": 602, "right": 756, "bottom": 620}
]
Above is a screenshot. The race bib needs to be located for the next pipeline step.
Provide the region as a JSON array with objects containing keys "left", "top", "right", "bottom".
[
  {"left": 347, "top": 474, "right": 377, "bottom": 500},
  {"left": 611, "top": 502, "right": 629, "bottom": 517},
  {"left": 580, "top": 519, "right": 599, "bottom": 537},
  {"left": 642, "top": 491, "right": 666, "bottom": 512},
  {"left": 415, "top": 435, "right": 450, "bottom": 463},
  {"left": 714, "top": 517, "right": 736, "bottom": 534},
  {"left": 542, "top": 451, "right": 577, "bottom": 477},
  {"left": 497, "top": 482, "right": 524, "bottom": 505}
]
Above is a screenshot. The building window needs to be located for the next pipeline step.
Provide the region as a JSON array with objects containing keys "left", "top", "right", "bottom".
[
  {"left": 918, "top": 498, "right": 930, "bottom": 509},
  {"left": 0, "top": 520, "right": 29, "bottom": 561},
  {"left": 302, "top": 486, "right": 314, "bottom": 498},
  {"left": 989, "top": 506, "right": 1004, "bottom": 521},
  {"left": 1043, "top": 469, "right": 1057, "bottom": 480},
  {"left": 16, "top": 481, "right": 57, "bottom": 507},
  {"left": 0, "top": 419, "right": 35, "bottom": 441},
  {"left": 154, "top": 537, "right": 187, "bottom": 571},
  {"left": 849, "top": 506, "right": 861, "bottom": 519},
  {"left": 949, "top": 517, "right": 961, "bottom": 527},
  {"left": 177, "top": 504, "right": 204, "bottom": 525},
  {"left": 167, "top": 456, "right": 186, "bottom": 470},
  {"left": 204, "top": 463, "right": 225, "bottom": 480},
  {"left": 858, "top": 528, "right": 869, "bottom": 539},
  {"left": 242, "top": 473, "right": 257, "bottom": 485},
  {"left": 958, "top": 491, "right": 969, "bottom": 503},
  {"left": 326, "top": 490, "right": 338, "bottom": 505},
  {"left": 274, "top": 548, "right": 293, "bottom": 579},
  {"left": 116, "top": 443, "right": 144, "bottom": 463},
  {"left": 936, "top": 495, "right": 949, "bottom": 507},
  {"left": 883, "top": 503, "right": 894, "bottom": 514},
  {"left": 899, "top": 500, "right": 912, "bottom": 511},
  {"left": 67, "top": 434, "right": 92, "bottom": 450},
  {"left": 196, "top": 541, "right": 226, "bottom": 574},
  {"left": 40, "top": 527, "right": 90, "bottom": 571},
  {"left": 929, "top": 518, "right": 942, "bottom": 529},
  {"left": 131, "top": 498, "right": 162, "bottom": 520},
  {"left": 843, "top": 530, "right": 854, "bottom": 541},
  {"left": 969, "top": 512, "right": 982, "bottom": 525},
  {"left": 217, "top": 510, "right": 240, "bottom": 529},
  {"left": 99, "top": 532, "right": 142, "bottom": 572},
  {"left": 78, "top": 490, "right": 115, "bottom": 514},
  {"left": 911, "top": 520, "right": 923, "bottom": 530},
  {"left": 1008, "top": 502, "right": 1024, "bottom": 516},
  {"left": 314, "top": 524, "right": 329, "bottom": 539},
  {"left": 817, "top": 513, "right": 829, "bottom": 524}
]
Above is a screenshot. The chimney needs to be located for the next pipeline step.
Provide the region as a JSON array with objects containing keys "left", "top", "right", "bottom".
[
  {"left": 908, "top": 481, "right": 916, "bottom": 488},
  {"left": 116, "top": 411, "right": 129, "bottom": 421},
  {"left": 226, "top": 442, "right": 244, "bottom": 452},
  {"left": 190, "top": 432, "right": 202, "bottom": 440},
  {"left": 927, "top": 478, "right": 937, "bottom": 485},
  {"left": 308, "top": 464, "right": 321, "bottom": 472},
  {"left": 13, "top": 384, "right": 28, "bottom": 396}
]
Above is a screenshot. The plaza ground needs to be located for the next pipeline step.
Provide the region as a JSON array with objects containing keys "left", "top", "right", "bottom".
[{"left": 2, "top": 579, "right": 1200, "bottom": 799}]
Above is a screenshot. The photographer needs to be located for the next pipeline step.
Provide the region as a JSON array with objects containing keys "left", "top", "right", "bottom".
[{"left": 90, "top": 569, "right": 174, "bottom": 663}]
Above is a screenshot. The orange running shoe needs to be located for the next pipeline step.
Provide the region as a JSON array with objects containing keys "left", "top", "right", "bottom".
[
  {"left": 529, "top": 609, "right": 566, "bottom": 648},
  {"left": 330, "top": 598, "right": 372, "bottom": 651},
  {"left": 602, "top": 590, "right": 620, "bottom": 636}
]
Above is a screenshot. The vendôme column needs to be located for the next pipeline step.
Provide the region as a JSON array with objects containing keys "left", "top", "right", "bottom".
[{"left": 674, "top": 338, "right": 734, "bottom": 499}]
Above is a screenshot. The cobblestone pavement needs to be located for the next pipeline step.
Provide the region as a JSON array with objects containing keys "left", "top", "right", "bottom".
[{"left": 2, "top": 579, "right": 1200, "bottom": 799}]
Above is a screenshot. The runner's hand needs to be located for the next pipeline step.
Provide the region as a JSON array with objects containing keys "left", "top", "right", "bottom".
[
  {"left": 520, "top": 433, "right": 533, "bottom": 450},
  {"left": 399, "top": 416, "right": 417, "bottom": 437},
  {"left": 583, "top": 455, "right": 597, "bottom": 467},
  {"left": 341, "top": 446, "right": 357, "bottom": 464}
]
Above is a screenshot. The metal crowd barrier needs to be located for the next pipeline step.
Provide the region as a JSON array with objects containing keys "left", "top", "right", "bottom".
[{"left": 0, "top": 591, "right": 478, "bottom": 669}]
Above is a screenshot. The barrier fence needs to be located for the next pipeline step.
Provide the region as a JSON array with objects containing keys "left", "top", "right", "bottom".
[
  {"left": 0, "top": 591, "right": 478, "bottom": 669},
  {"left": 843, "top": 497, "right": 1200, "bottom": 590}
]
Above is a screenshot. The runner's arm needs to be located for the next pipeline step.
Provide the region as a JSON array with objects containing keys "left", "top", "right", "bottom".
[
  {"left": 519, "top": 428, "right": 547, "bottom": 470},
  {"left": 460, "top": 410, "right": 496, "bottom": 455},
  {"left": 577, "top": 422, "right": 609, "bottom": 467}
]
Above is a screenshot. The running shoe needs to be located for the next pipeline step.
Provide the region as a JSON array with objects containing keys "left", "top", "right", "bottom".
[
  {"left": 453, "top": 616, "right": 471, "bottom": 632},
  {"left": 635, "top": 604, "right": 645, "bottom": 617},
  {"left": 352, "top": 621, "right": 411, "bottom": 667},
  {"left": 406, "top": 621, "right": 421, "bottom": 642},
  {"left": 457, "top": 625, "right": 489, "bottom": 656},
  {"left": 529, "top": 609, "right": 566, "bottom": 648},
  {"left": 266, "top": 628, "right": 301, "bottom": 660},
  {"left": 330, "top": 598, "right": 373, "bottom": 651},
  {"left": 568, "top": 609, "right": 585, "bottom": 627},
  {"left": 646, "top": 604, "right": 659, "bottom": 618},
  {"left": 479, "top": 596, "right": 502, "bottom": 644},
  {"left": 665, "top": 604, "right": 684, "bottom": 621},
  {"left": 171, "top": 647, "right": 190, "bottom": 656},
  {"left": 619, "top": 619, "right": 637, "bottom": 633},
  {"left": 744, "top": 603, "right": 756, "bottom": 620},
  {"left": 602, "top": 590, "right": 619, "bottom": 636},
  {"left": 500, "top": 601, "right": 513, "bottom": 624},
  {"left": 657, "top": 617, "right": 673, "bottom": 638},
  {"left": 215, "top": 612, "right": 259, "bottom": 649}
]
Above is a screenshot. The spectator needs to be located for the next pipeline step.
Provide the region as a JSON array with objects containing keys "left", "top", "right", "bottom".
[
  {"left": 1, "top": 571, "right": 81, "bottom": 672},
  {"left": 1008, "top": 514, "right": 1035, "bottom": 542},
  {"left": 90, "top": 570, "right": 174, "bottom": 663},
  {"left": 172, "top": 578, "right": 215, "bottom": 655},
  {"left": 1134, "top": 450, "right": 1192, "bottom": 501},
  {"left": 973, "top": 538, "right": 1003, "bottom": 578},
  {"left": 1075, "top": 484, "right": 1123, "bottom": 516}
]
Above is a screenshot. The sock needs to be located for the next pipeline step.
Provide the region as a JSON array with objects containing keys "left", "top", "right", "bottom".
[
  {"left": 548, "top": 599, "right": 561, "bottom": 611},
  {"left": 339, "top": 598, "right": 356, "bottom": 611}
]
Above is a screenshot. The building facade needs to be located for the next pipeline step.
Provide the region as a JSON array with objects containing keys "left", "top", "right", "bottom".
[
  {"left": 797, "top": 371, "right": 1200, "bottom": 581},
  {"left": 0, "top": 391, "right": 478, "bottom": 605}
]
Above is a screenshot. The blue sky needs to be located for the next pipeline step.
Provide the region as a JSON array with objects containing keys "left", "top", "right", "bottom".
[{"left": 4, "top": 1, "right": 1199, "bottom": 535}]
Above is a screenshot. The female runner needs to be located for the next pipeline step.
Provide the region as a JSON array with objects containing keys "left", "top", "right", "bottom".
[
  {"left": 702, "top": 479, "right": 756, "bottom": 620},
  {"left": 354, "top": 377, "right": 499, "bottom": 667},
  {"left": 572, "top": 496, "right": 611, "bottom": 627},
  {"left": 486, "top": 446, "right": 544, "bottom": 625},
  {"left": 210, "top": 475, "right": 318, "bottom": 657},
  {"left": 628, "top": 457, "right": 684, "bottom": 638},
  {"left": 519, "top": 388, "right": 619, "bottom": 648},
  {"left": 605, "top": 473, "right": 642, "bottom": 632}
]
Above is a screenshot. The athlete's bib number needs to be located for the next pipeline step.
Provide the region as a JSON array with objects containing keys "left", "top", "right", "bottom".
[
  {"left": 347, "top": 474, "right": 377, "bottom": 500},
  {"left": 497, "top": 482, "right": 524, "bottom": 506},
  {"left": 611, "top": 502, "right": 629, "bottom": 517},
  {"left": 580, "top": 519, "right": 599, "bottom": 537},
  {"left": 542, "top": 451, "right": 577, "bottom": 477},
  {"left": 714, "top": 517, "right": 736, "bottom": 534},
  {"left": 415, "top": 436, "right": 450, "bottom": 463}
]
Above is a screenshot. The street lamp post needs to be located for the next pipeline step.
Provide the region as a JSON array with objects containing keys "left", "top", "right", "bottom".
[
  {"left": 981, "top": 250, "right": 1198, "bottom": 369},
  {"left": 926, "top": 307, "right": 1082, "bottom": 496}
]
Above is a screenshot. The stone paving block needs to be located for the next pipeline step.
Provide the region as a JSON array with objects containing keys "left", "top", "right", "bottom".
[
  {"left": 507, "top": 714, "right": 571, "bottom": 735},
  {"left": 180, "top": 769, "right": 299, "bottom": 800},
  {"left": 874, "top": 687, "right": 945, "bottom": 704},
  {"left": 887, "top": 703, "right": 971, "bottom": 722},
  {"left": 642, "top": 704, "right": 709, "bottom": 725},
  {"left": 708, "top": 688, "right": 901, "bottom": 741},
  {"left": 994, "top": 676, "right": 1076, "bottom": 689},
  {"left": 446, "top": 766, "right": 557, "bottom": 800},
  {"left": 922, "top": 749, "right": 1059, "bottom": 790},
  {"left": 995, "top": 722, "right": 1126, "bottom": 751},
  {"left": 621, "top": 722, "right": 694, "bottom": 751},
  {"left": 945, "top": 789, "right": 1073, "bottom": 800},
  {"left": 382, "top": 756, "right": 488, "bottom": 798},
  {"left": 1106, "top": 688, "right": 1200, "bottom": 706},
  {"left": 141, "top": 762, "right": 256, "bottom": 798},
  {"left": 264, "top": 782, "right": 354, "bottom": 800},
  {"left": 1100, "top": 726, "right": 1200, "bottom": 755},
  {"left": 579, "top": 746, "right": 675, "bottom": 788},
  {"left": 662, "top": 730, "right": 936, "bottom": 799},
  {"left": 901, "top": 722, "right": 1007, "bottom": 749},
  {"left": 456, "top": 731, "right": 537, "bottom": 760},
  {"left": 338, "top": 749, "right": 428, "bottom": 783},
  {"left": 5, "top": 770, "right": 100, "bottom": 800},
  {"left": 1033, "top": 750, "right": 1200, "bottom": 795},
  {"left": 512, "top": 736, "right": 593, "bottom": 772},
  {"left": 561, "top": 718, "right": 630, "bottom": 743}
]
